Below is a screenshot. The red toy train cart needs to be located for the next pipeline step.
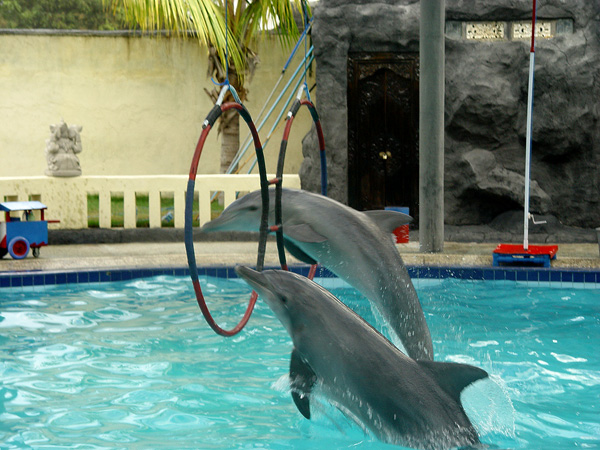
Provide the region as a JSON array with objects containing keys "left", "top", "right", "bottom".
[{"left": 0, "top": 201, "right": 58, "bottom": 260}]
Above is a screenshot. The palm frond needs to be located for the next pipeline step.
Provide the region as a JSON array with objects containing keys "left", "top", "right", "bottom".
[
  {"left": 106, "top": 0, "right": 308, "bottom": 86},
  {"left": 107, "top": 0, "right": 245, "bottom": 80},
  {"left": 240, "top": 0, "right": 306, "bottom": 49}
]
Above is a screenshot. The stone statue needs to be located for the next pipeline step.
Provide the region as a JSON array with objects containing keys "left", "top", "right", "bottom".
[{"left": 45, "top": 120, "right": 83, "bottom": 177}]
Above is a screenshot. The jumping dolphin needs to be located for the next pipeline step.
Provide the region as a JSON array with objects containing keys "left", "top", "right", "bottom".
[
  {"left": 235, "top": 266, "right": 488, "bottom": 450},
  {"left": 202, "top": 188, "right": 433, "bottom": 361}
]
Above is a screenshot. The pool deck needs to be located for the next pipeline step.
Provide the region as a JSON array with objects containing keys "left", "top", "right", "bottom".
[{"left": 1, "top": 239, "right": 599, "bottom": 274}]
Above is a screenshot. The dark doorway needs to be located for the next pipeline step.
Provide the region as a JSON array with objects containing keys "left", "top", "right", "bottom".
[{"left": 347, "top": 52, "right": 419, "bottom": 223}]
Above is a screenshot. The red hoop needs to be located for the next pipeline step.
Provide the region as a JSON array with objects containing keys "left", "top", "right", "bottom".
[{"left": 185, "top": 101, "right": 269, "bottom": 337}]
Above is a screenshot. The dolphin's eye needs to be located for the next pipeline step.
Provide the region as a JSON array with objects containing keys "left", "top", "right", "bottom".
[
  {"left": 280, "top": 296, "right": 288, "bottom": 304},
  {"left": 247, "top": 206, "right": 259, "bottom": 212}
]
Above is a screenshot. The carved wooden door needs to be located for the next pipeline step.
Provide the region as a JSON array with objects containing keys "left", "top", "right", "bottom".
[{"left": 347, "top": 52, "right": 419, "bottom": 222}]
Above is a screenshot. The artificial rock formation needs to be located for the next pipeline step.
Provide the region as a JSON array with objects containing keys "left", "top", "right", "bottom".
[{"left": 302, "top": 0, "right": 600, "bottom": 227}]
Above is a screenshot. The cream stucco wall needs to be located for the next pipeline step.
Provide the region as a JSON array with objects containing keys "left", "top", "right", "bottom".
[{"left": 0, "top": 31, "right": 315, "bottom": 178}]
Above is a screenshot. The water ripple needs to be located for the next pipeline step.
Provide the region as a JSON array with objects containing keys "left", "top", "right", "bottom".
[{"left": 0, "top": 276, "right": 598, "bottom": 450}]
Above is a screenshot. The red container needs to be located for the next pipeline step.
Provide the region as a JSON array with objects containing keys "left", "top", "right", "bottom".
[{"left": 385, "top": 207, "right": 410, "bottom": 244}]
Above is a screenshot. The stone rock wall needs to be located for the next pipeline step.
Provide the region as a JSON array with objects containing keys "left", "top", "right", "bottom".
[{"left": 302, "top": 0, "right": 600, "bottom": 228}]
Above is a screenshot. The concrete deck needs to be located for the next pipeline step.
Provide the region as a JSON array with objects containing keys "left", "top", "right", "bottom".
[{"left": 1, "top": 240, "right": 599, "bottom": 273}]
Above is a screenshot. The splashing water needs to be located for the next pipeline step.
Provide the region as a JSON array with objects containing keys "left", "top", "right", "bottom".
[{"left": 0, "top": 275, "right": 598, "bottom": 449}]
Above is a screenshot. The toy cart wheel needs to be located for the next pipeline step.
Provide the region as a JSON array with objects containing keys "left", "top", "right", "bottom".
[
  {"left": 0, "top": 248, "right": 7, "bottom": 259},
  {"left": 8, "top": 236, "right": 30, "bottom": 260},
  {"left": 32, "top": 247, "right": 40, "bottom": 258}
]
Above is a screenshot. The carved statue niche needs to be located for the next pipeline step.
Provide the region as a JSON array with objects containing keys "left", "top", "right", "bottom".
[{"left": 45, "top": 120, "right": 83, "bottom": 177}]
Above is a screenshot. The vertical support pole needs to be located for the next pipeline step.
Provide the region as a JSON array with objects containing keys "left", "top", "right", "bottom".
[
  {"left": 523, "top": 0, "right": 537, "bottom": 251},
  {"left": 419, "top": 0, "right": 445, "bottom": 253}
]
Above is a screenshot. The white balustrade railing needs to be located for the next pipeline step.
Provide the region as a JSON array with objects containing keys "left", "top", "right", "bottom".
[{"left": 0, "top": 175, "right": 300, "bottom": 229}]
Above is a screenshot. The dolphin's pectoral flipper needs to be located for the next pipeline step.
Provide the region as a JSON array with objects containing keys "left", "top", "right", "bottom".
[
  {"left": 285, "top": 224, "right": 328, "bottom": 243},
  {"left": 417, "top": 361, "right": 489, "bottom": 403},
  {"left": 290, "top": 348, "right": 317, "bottom": 419},
  {"left": 283, "top": 239, "right": 318, "bottom": 265},
  {"left": 363, "top": 210, "right": 413, "bottom": 234}
]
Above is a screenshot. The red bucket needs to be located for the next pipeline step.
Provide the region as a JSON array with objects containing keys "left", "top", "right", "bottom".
[{"left": 385, "top": 207, "right": 410, "bottom": 244}]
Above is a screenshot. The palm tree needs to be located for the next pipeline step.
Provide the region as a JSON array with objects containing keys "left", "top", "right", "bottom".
[{"left": 106, "top": 0, "right": 305, "bottom": 174}]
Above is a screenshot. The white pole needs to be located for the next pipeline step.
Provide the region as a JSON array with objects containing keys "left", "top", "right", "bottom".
[
  {"left": 523, "top": 0, "right": 537, "bottom": 251},
  {"left": 524, "top": 50, "right": 535, "bottom": 251}
]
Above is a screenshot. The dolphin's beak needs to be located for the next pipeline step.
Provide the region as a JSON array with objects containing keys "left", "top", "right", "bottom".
[{"left": 235, "top": 266, "right": 270, "bottom": 293}]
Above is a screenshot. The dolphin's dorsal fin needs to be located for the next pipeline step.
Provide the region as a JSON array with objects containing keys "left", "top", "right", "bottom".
[
  {"left": 285, "top": 224, "right": 328, "bottom": 243},
  {"left": 284, "top": 240, "right": 318, "bottom": 265},
  {"left": 290, "top": 348, "right": 317, "bottom": 419},
  {"left": 417, "top": 361, "right": 489, "bottom": 403},
  {"left": 363, "top": 210, "right": 413, "bottom": 234}
]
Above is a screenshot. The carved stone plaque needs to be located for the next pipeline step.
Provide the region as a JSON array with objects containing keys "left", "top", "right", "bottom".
[
  {"left": 465, "top": 22, "right": 506, "bottom": 40},
  {"left": 512, "top": 20, "right": 554, "bottom": 39}
]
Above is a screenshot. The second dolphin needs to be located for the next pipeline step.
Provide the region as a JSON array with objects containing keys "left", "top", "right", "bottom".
[{"left": 202, "top": 188, "right": 433, "bottom": 361}]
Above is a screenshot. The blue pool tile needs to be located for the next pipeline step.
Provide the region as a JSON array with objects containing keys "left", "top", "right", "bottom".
[
  {"left": 138, "top": 269, "right": 151, "bottom": 279},
  {"left": 78, "top": 272, "right": 90, "bottom": 284},
  {"left": 561, "top": 272, "right": 573, "bottom": 283},
  {"left": 324, "top": 268, "right": 336, "bottom": 278},
  {"left": 468, "top": 268, "right": 484, "bottom": 280},
  {"left": 425, "top": 267, "right": 438, "bottom": 278},
  {"left": 493, "top": 270, "right": 505, "bottom": 281},
  {"left": 120, "top": 271, "right": 133, "bottom": 281},
  {"left": 173, "top": 268, "right": 187, "bottom": 277},
  {"left": 527, "top": 271, "right": 539, "bottom": 282},
  {"left": 429, "top": 267, "right": 452, "bottom": 278},
  {"left": 137, "top": 269, "right": 152, "bottom": 279},
  {"left": 2, "top": 265, "right": 600, "bottom": 289},
  {"left": 112, "top": 271, "right": 123, "bottom": 281},
  {"left": 439, "top": 268, "right": 451, "bottom": 279},
  {"left": 89, "top": 271, "right": 100, "bottom": 283},
  {"left": 99, "top": 271, "right": 111, "bottom": 282},
  {"left": 56, "top": 273, "right": 67, "bottom": 285},
  {"left": 66, "top": 272, "right": 78, "bottom": 284},
  {"left": 584, "top": 272, "right": 596, "bottom": 284}
]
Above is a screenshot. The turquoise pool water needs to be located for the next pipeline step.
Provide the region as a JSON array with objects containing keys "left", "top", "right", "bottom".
[{"left": 0, "top": 275, "right": 598, "bottom": 449}]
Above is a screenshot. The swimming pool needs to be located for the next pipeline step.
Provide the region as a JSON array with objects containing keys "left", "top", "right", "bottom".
[{"left": 0, "top": 274, "right": 598, "bottom": 449}]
